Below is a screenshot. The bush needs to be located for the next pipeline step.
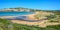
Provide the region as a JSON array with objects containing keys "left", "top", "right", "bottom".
[
  {"left": 46, "top": 14, "right": 56, "bottom": 20},
  {"left": 49, "top": 20, "right": 59, "bottom": 22}
]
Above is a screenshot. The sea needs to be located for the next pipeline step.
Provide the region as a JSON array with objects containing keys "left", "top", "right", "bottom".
[{"left": 0, "top": 12, "right": 34, "bottom": 16}]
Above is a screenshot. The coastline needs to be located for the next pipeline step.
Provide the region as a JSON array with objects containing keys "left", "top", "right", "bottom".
[
  {"left": 0, "top": 12, "right": 36, "bottom": 20},
  {"left": 0, "top": 11, "right": 60, "bottom": 27},
  {"left": 0, "top": 11, "right": 52, "bottom": 20}
]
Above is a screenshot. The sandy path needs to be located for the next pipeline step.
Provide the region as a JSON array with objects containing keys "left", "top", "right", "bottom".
[
  {"left": 11, "top": 20, "right": 60, "bottom": 27},
  {"left": 11, "top": 20, "right": 47, "bottom": 27}
]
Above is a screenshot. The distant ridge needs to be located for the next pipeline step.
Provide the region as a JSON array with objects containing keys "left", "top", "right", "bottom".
[{"left": 0, "top": 7, "right": 60, "bottom": 12}]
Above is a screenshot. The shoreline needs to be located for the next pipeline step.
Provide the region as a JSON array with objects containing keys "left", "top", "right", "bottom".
[
  {"left": 0, "top": 12, "right": 51, "bottom": 20},
  {"left": 0, "top": 12, "right": 36, "bottom": 20}
]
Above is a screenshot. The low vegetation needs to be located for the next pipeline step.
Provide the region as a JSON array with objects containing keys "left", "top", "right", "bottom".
[
  {"left": 46, "top": 14, "right": 57, "bottom": 20},
  {"left": 0, "top": 18, "right": 60, "bottom": 30}
]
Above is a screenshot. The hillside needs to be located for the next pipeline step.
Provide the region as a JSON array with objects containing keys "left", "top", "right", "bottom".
[
  {"left": 0, "top": 7, "right": 60, "bottom": 12},
  {"left": 0, "top": 7, "right": 35, "bottom": 12},
  {"left": 0, "top": 18, "right": 60, "bottom": 30}
]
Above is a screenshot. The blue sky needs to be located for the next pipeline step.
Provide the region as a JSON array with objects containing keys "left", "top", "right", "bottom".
[{"left": 0, "top": 0, "right": 60, "bottom": 10}]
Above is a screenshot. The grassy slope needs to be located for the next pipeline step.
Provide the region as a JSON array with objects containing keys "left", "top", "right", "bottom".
[{"left": 0, "top": 18, "right": 60, "bottom": 30}]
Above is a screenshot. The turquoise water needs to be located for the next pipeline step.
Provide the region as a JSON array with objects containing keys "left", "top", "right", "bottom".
[{"left": 0, "top": 12, "right": 34, "bottom": 16}]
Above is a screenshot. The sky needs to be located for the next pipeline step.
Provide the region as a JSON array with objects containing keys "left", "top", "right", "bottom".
[{"left": 0, "top": 0, "right": 60, "bottom": 10}]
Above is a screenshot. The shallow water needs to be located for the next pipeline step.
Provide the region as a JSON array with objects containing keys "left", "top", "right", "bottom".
[{"left": 0, "top": 12, "right": 34, "bottom": 16}]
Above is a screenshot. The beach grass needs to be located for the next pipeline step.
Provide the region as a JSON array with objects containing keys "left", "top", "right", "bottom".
[{"left": 0, "top": 18, "right": 60, "bottom": 30}]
